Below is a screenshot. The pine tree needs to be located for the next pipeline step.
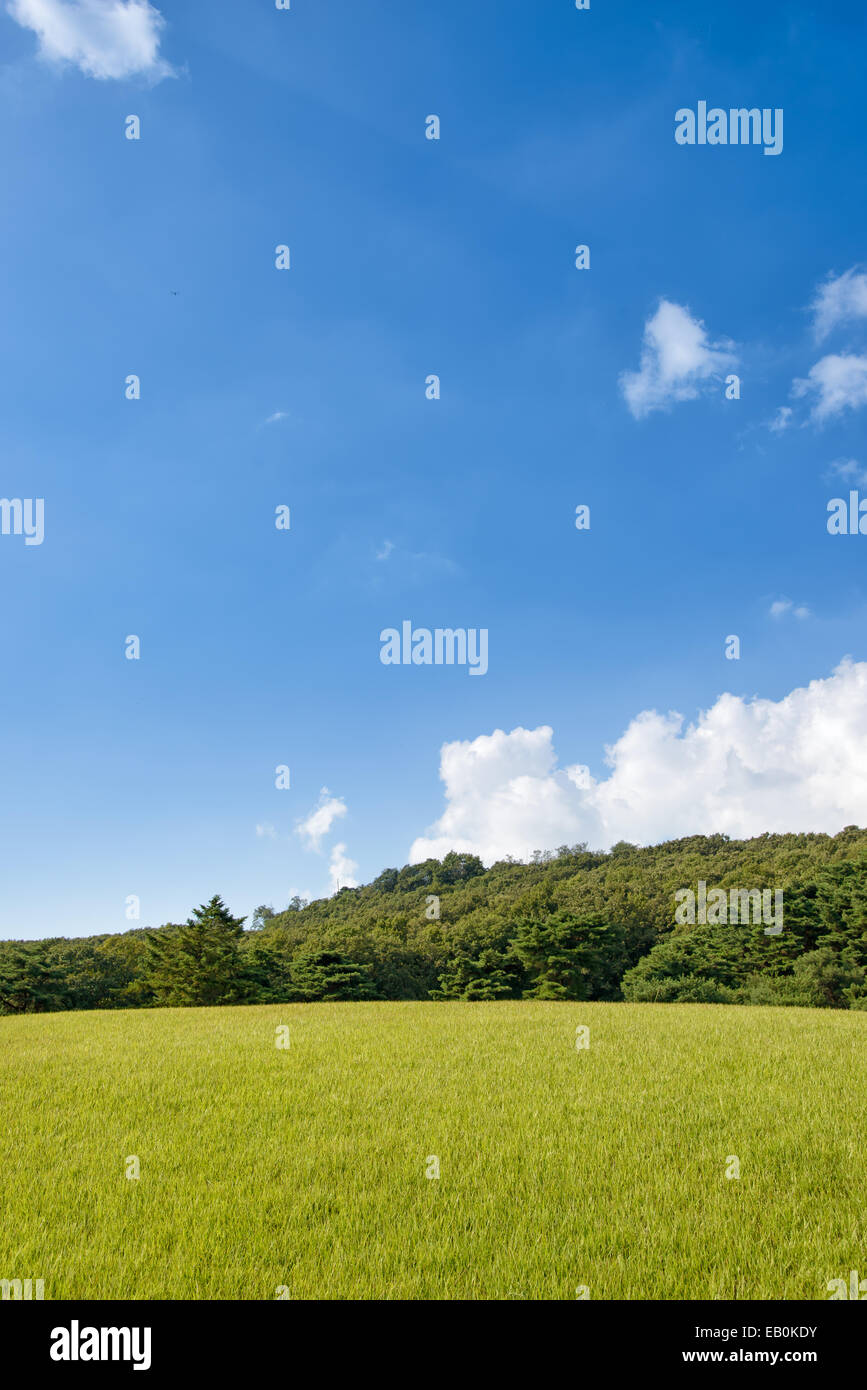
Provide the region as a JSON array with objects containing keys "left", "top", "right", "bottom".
[
  {"left": 287, "top": 950, "right": 379, "bottom": 1001},
  {"left": 513, "top": 912, "right": 626, "bottom": 1000},
  {"left": 145, "top": 896, "right": 247, "bottom": 1006},
  {"left": 0, "top": 944, "right": 67, "bottom": 1014}
]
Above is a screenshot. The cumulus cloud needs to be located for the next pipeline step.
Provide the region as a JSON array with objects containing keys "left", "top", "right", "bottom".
[
  {"left": 811, "top": 268, "right": 867, "bottom": 342},
  {"left": 328, "top": 843, "right": 359, "bottom": 894},
  {"left": 768, "top": 405, "right": 793, "bottom": 433},
  {"left": 8, "top": 0, "right": 173, "bottom": 81},
  {"left": 619, "top": 299, "right": 737, "bottom": 419},
  {"left": 409, "top": 660, "right": 867, "bottom": 861},
  {"left": 295, "top": 788, "right": 348, "bottom": 852},
  {"left": 792, "top": 353, "right": 867, "bottom": 422}
]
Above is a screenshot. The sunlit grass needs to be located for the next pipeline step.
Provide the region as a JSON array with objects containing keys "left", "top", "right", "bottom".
[{"left": 1, "top": 1001, "right": 863, "bottom": 1299}]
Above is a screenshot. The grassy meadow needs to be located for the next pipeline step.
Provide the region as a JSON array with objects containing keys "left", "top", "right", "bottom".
[{"left": 1, "top": 1001, "right": 864, "bottom": 1300}]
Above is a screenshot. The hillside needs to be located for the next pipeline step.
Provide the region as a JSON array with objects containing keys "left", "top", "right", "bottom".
[{"left": 2, "top": 827, "right": 867, "bottom": 1011}]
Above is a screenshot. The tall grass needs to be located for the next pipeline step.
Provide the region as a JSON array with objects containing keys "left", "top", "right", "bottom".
[{"left": 1, "top": 1001, "right": 863, "bottom": 1299}]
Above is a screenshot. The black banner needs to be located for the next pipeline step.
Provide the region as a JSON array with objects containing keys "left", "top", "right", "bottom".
[{"left": 2, "top": 1299, "right": 862, "bottom": 1375}]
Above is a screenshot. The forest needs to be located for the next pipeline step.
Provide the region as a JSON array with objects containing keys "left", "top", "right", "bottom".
[{"left": 2, "top": 827, "right": 867, "bottom": 1013}]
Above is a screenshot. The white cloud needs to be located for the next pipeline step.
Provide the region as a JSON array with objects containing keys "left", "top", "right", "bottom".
[
  {"left": 409, "top": 659, "right": 867, "bottom": 860},
  {"left": 811, "top": 268, "right": 867, "bottom": 342},
  {"left": 370, "top": 539, "right": 459, "bottom": 580},
  {"left": 769, "top": 599, "right": 810, "bottom": 620},
  {"left": 264, "top": 411, "right": 288, "bottom": 425},
  {"left": 768, "top": 405, "right": 792, "bottom": 433},
  {"left": 619, "top": 299, "right": 737, "bottom": 419},
  {"left": 828, "top": 457, "right": 867, "bottom": 486},
  {"left": 255, "top": 823, "right": 278, "bottom": 839},
  {"left": 8, "top": 0, "right": 173, "bottom": 81},
  {"left": 792, "top": 353, "right": 867, "bottom": 422},
  {"left": 295, "top": 787, "right": 348, "bottom": 852},
  {"left": 328, "top": 843, "right": 359, "bottom": 893}
]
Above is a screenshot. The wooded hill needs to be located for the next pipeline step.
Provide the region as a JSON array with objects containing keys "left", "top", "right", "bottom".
[{"left": 3, "top": 827, "right": 867, "bottom": 1012}]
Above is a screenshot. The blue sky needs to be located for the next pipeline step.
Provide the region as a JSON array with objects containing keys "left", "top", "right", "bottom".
[{"left": 2, "top": 0, "right": 867, "bottom": 939}]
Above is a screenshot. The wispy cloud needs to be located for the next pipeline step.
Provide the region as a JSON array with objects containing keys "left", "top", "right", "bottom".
[
  {"left": 8, "top": 0, "right": 175, "bottom": 81},
  {"left": 769, "top": 598, "right": 811, "bottom": 620},
  {"left": 619, "top": 299, "right": 737, "bottom": 419},
  {"left": 264, "top": 410, "right": 288, "bottom": 425},
  {"left": 827, "top": 457, "right": 867, "bottom": 486},
  {"left": 792, "top": 353, "right": 867, "bottom": 422},
  {"left": 295, "top": 787, "right": 348, "bottom": 853},
  {"left": 371, "top": 539, "right": 460, "bottom": 581},
  {"left": 768, "top": 405, "right": 792, "bottom": 433},
  {"left": 811, "top": 267, "right": 867, "bottom": 342},
  {"left": 328, "top": 843, "right": 359, "bottom": 893}
]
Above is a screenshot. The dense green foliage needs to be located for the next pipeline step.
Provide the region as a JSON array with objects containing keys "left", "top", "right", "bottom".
[
  {"left": 3, "top": 829, "right": 867, "bottom": 1013},
  {"left": 145, "top": 896, "right": 248, "bottom": 1007}
]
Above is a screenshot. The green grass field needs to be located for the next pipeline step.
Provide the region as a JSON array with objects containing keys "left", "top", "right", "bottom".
[{"left": 1, "top": 1001, "right": 864, "bottom": 1300}]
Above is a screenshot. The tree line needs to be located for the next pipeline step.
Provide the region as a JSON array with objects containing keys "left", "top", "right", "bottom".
[{"left": 2, "top": 828, "right": 867, "bottom": 1013}]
